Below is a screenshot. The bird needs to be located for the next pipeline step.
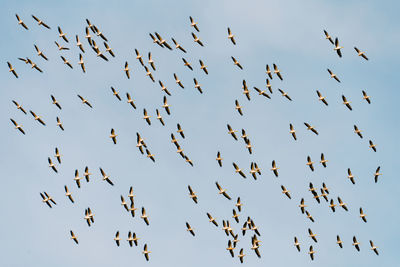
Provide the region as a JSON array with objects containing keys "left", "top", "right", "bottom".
[
  {"left": 77, "top": 95, "right": 93, "bottom": 108},
  {"left": 41, "top": 191, "right": 56, "bottom": 208},
  {"left": 120, "top": 195, "right": 129, "bottom": 212},
  {"left": 134, "top": 49, "right": 144, "bottom": 66},
  {"left": 316, "top": 90, "right": 328, "bottom": 106},
  {"left": 216, "top": 182, "right": 231, "bottom": 200},
  {"left": 55, "top": 41, "right": 69, "bottom": 50},
  {"left": 191, "top": 32, "right": 204, "bottom": 46},
  {"left": 304, "top": 122, "right": 319, "bottom": 135},
  {"left": 34, "top": 45, "right": 48, "bottom": 60},
  {"left": 32, "top": 15, "right": 51, "bottom": 29},
  {"left": 92, "top": 25, "right": 108, "bottom": 41},
  {"left": 171, "top": 38, "right": 186, "bottom": 53},
  {"left": 174, "top": 73, "right": 184, "bottom": 88},
  {"left": 336, "top": 235, "right": 343, "bottom": 248},
  {"left": 154, "top": 32, "right": 172, "bottom": 49},
  {"left": 273, "top": 64, "right": 283, "bottom": 80},
  {"left": 51, "top": 95, "right": 62, "bottom": 110},
  {"left": 266, "top": 78, "right": 273, "bottom": 93},
  {"left": 177, "top": 123, "right": 185, "bottom": 138},
  {"left": 232, "top": 209, "right": 239, "bottom": 223},
  {"left": 337, "top": 197, "right": 348, "bottom": 211},
  {"left": 26, "top": 58, "right": 43, "bottom": 73},
  {"left": 189, "top": 16, "right": 199, "bottom": 32},
  {"left": 30, "top": 111, "right": 46, "bottom": 126},
  {"left": 362, "top": 90, "right": 371, "bottom": 104},
  {"left": 342, "top": 95, "right": 352, "bottom": 110},
  {"left": 114, "top": 231, "right": 121, "bottom": 246},
  {"left": 266, "top": 64, "right": 273, "bottom": 79},
  {"left": 306, "top": 156, "right": 314, "bottom": 171},
  {"left": 126, "top": 93, "right": 136, "bottom": 109},
  {"left": 308, "top": 246, "right": 315, "bottom": 260},
  {"left": 216, "top": 151, "right": 223, "bottom": 167},
  {"left": 199, "top": 59, "right": 208, "bottom": 74},
  {"left": 253, "top": 87, "right": 270, "bottom": 99},
  {"left": 242, "top": 80, "right": 251, "bottom": 100},
  {"left": 124, "top": 62, "right": 130, "bottom": 79},
  {"left": 327, "top": 68, "right": 340, "bottom": 82},
  {"left": 100, "top": 168, "right": 114, "bottom": 186},
  {"left": 299, "top": 198, "right": 307, "bottom": 214},
  {"left": 354, "top": 47, "right": 368, "bottom": 60},
  {"left": 238, "top": 248, "right": 245, "bottom": 263},
  {"left": 142, "top": 244, "right": 151, "bottom": 261},
  {"left": 156, "top": 109, "right": 165, "bottom": 126},
  {"left": 329, "top": 199, "right": 336, "bottom": 212},
  {"left": 162, "top": 96, "right": 171, "bottom": 115},
  {"left": 369, "top": 140, "right": 377, "bottom": 152},
  {"left": 7, "top": 62, "right": 18, "bottom": 78},
  {"left": 320, "top": 153, "right": 328, "bottom": 167},
  {"left": 193, "top": 78, "right": 203, "bottom": 94},
  {"left": 271, "top": 160, "right": 279, "bottom": 177},
  {"left": 74, "top": 170, "right": 82, "bottom": 188},
  {"left": 60, "top": 56, "right": 73, "bottom": 69},
  {"left": 207, "top": 213, "right": 218, "bottom": 227},
  {"left": 320, "top": 188, "right": 329, "bottom": 202},
  {"left": 226, "top": 240, "right": 235, "bottom": 257},
  {"left": 78, "top": 54, "right": 86, "bottom": 73},
  {"left": 111, "top": 87, "right": 121, "bottom": 101},
  {"left": 70, "top": 230, "right": 78, "bottom": 244},
  {"left": 149, "top": 33, "right": 162, "bottom": 46},
  {"left": 370, "top": 240, "right": 379, "bottom": 255},
  {"left": 334, "top": 38, "right": 343, "bottom": 57},
  {"left": 360, "top": 207, "right": 367, "bottom": 222},
  {"left": 188, "top": 185, "right": 198, "bottom": 204},
  {"left": 10, "top": 119, "right": 25, "bottom": 135},
  {"left": 182, "top": 58, "right": 193, "bottom": 70},
  {"left": 15, "top": 14, "right": 29, "bottom": 30},
  {"left": 323, "top": 30, "right": 334, "bottom": 44},
  {"left": 47, "top": 157, "right": 58, "bottom": 173},
  {"left": 57, "top": 26, "right": 69, "bottom": 42},
  {"left": 289, "top": 124, "right": 297, "bottom": 140},
  {"left": 12, "top": 100, "right": 26, "bottom": 114},
  {"left": 186, "top": 222, "right": 195, "bottom": 236},
  {"left": 109, "top": 128, "right": 117, "bottom": 144},
  {"left": 104, "top": 42, "right": 115, "bottom": 57},
  {"left": 56, "top": 117, "right": 64, "bottom": 131},
  {"left": 352, "top": 236, "right": 361, "bottom": 251},
  {"left": 146, "top": 149, "right": 155, "bottom": 162},
  {"left": 83, "top": 166, "right": 91, "bottom": 182},
  {"left": 64, "top": 186, "right": 74, "bottom": 203},
  {"left": 147, "top": 52, "right": 156, "bottom": 71},
  {"left": 322, "top": 182, "right": 329, "bottom": 194},
  {"left": 54, "top": 147, "right": 61, "bottom": 164},
  {"left": 76, "top": 35, "right": 85, "bottom": 53},
  {"left": 233, "top": 162, "right": 246, "bottom": 178},
  {"left": 308, "top": 228, "right": 317, "bottom": 243},
  {"left": 281, "top": 185, "right": 291, "bottom": 199},
  {"left": 231, "top": 56, "right": 243, "bottom": 69},
  {"left": 227, "top": 124, "right": 238, "bottom": 140},
  {"left": 305, "top": 210, "right": 314, "bottom": 222},
  {"left": 129, "top": 232, "right": 139, "bottom": 247},
  {"left": 235, "top": 100, "right": 243, "bottom": 115},
  {"left": 354, "top": 125, "right": 363, "bottom": 138},
  {"left": 294, "top": 237, "right": 301, "bottom": 252},
  {"left": 227, "top": 27, "right": 236, "bottom": 45},
  {"left": 347, "top": 168, "right": 355, "bottom": 184},
  {"left": 141, "top": 207, "right": 149, "bottom": 225},
  {"left": 143, "top": 109, "right": 151, "bottom": 125},
  {"left": 374, "top": 166, "right": 382, "bottom": 183}
]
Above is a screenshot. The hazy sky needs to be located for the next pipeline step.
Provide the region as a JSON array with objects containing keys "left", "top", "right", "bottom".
[{"left": 1, "top": 0, "right": 399, "bottom": 266}]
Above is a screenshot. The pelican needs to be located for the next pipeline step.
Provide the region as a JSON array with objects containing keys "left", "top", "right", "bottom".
[
  {"left": 12, "top": 100, "right": 26, "bottom": 114},
  {"left": 174, "top": 73, "right": 184, "bottom": 88},
  {"left": 171, "top": 38, "right": 186, "bottom": 53},
  {"left": 143, "top": 109, "right": 151, "bottom": 125},
  {"left": 352, "top": 236, "right": 361, "bottom": 251},
  {"left": 193, "top": 78, "right": 203, "bottom": 94},
  {"left": 337, "top": 197, "right": 348, "bottom": 211},
  {"left": 342, "top": 95, "right": 352, "bottom": 110},
  {"left": 162, "top": 96, "right": 171, "bottom": 115},
  {"left": 369, "top": 240, "right": 379, "bottom": 255},
  {"left": 306, "top": 156, "right": 314, "bottom": 171},
  {"left": 216, "top": 182, "right": 231, "bottom": 200},
  {"left": 308, "top": 228, "right": 317, "bottom": 243},
  {"left": 76, "top": 35, "right": 85, "bottom": 53},
  {"left": 15, "top": 14, "right": 28, "bottom": 30},
  {"left": 207, "top": 213, "right": 218, "bottom": 227},
  {"left": 235, "top": 198, "right": 242, "bottom": 212},
  {"left": 188, "top": 185, "right": 198, "bottom": 203},
  {"left": 306, "top": 210, "right": 314, "bottom": 222},
  {"left": 126, "top": 93, "right": 136, "bottom": 109},
  {"left": 54, "top": 147, "right": 61, "bottom": 164},
  {"left": 60, "top": 56, "right": 73, "bottom": 69},
  {"left": 177, "top": 123, "right": 185, "bottom": 138},
  {"left": 304, "top": 122, "right": 319, "bottom": 135},
  {"left": 158, "top": 80, "right": 171, "bottom": 95},
  {"left": 281, "top": 185, "right": 291, "bottom": 199},
  {"left": 298, "top": 198, "right": 307, "bottom": 214},
  {"left": 142, "top": 244, "right": 151, "bottom": 261},
  {"left": 10, "top": 119, "right": 25, "bottom": 134},
  {"left": 186, "top": 222, "right": 195, "bottom": 236},
  {"left": 238, "top": 248, "right": 245, "bottom": 263},
  {"left": 266, "top": 64, "right": 273, "bottom": 79},
  {"left": 316, "top": 90, "right": 328, "bottom": 106},
  {"left": 141, "top": 207, "right": 149, "bottom": 225},
  {"left": 56, "top": 117, "right": 64, "bottom": 131},
  {"left": 362, "top": 90, "right": 371, "bottom": 104},
  {"left": 74, "top": 170, "right": 82, "bottom": 188},
  {"left": 271, "top": 160, "right": 279, "bottom": 177},
  {"left": 327, "top": 68, "right": 340, "bottom": 82},
  {"left": 109, "top": 128, "right": 117, "bottom": 144},
  {"left": 231, "top": 56, "right": 243, "bottom": 69},
  {"left": 253, "top": 87, "right": 270, "bottom": 98},
  {"left": 309, "top": 246, "right": 315, "bottom": 260},
  {"left": 78, "top": 54, "right": 85, "bottom": 73},
  {"left": 64, "top": 186, "right": 74, "bottom": 203},
  {"left": 227, "top": 27, "right": 236, "bottom": 45},
  {"left": 55, "top": 41, "right": 69, "bottom": 50},
  {"left": 374, "top": 166, "right": 382, "bottom": 183},
  {"left": 323, "top": 30, "right": 334, "bottom": 44},
  {"left": 320, "top": 153, "right": 328, "bottom": 167},
  {"left": 227, "top": 124, "right": 238, "bottom": 140},
  {"left": 273, "top": 64, "right": 283, "bottom": 80},
  {"left": 334, "top": 38, "right": 343, "bottom": 57},
  {"left": 354, "top": 47, "right": 368, "bottom": 60},
  {"left": 114, "top": 231, "right": 121, "bottom": 246},
  {"left": 77, "top": 95, "right": 93, "bottom": 108},
  {"left": 369, "top": 140, "right": 377, "bottom": 152},
  {"left": 189, "top": 16, "right": 200, "bottom": 32},
  {"left": 226, "top": 240, "right": 235, "bottom": 257},
  {"left": 51, "top": 95, "right": 62, "bottom": 110},
  {"left": 216, "top": 151, "right": 223, "bottom": 167},
  {"left": 124, "top": 61, "right": 130, "bottom": 79},
  {"left": 32, "top": 15, "right": 51, "bottom": 29},
  {"left": 294, "top": 237, "right": 301, "bottom": 252},
  {"left": 347, "top": 168, "right": 355, "bottom": 184},
  {"left": 34, "top": 45, "right": 48, "bottom": 60},
  {"left": 182, "top": 58, "right": 193, "bottom": 70},
  {"left": 7, "top": 62, "right": 18, "bottom": 78},
  {"left": 191, "top": 32, "right": 204, "bottom": 46},
  {"left": 30, "top": 110, "right": 46, "bottom": 126},
  {"left": 57, "top": 26, "right": 69, "bottom": 42},
  {"left": 156, "top": 109, "right": 165, "bottom": 126},
  {"left": 360, "top": 207, "right": 367, "bottom": 222},
  {"left": 235, "top": 100, "right": 243, "bottom": 115},
  {"left": 154, "top": 32, "right": 172, "bottom": 49},
  {"left": 100, "top": 167, "right": 114, "bottom": 186},
  {"left": 337, "top": 235, "right": 343, "bottom": 248},
  {"left": 70, "top": 230, "right": 78, "bottom": 244},
  {"left": 199, "top": 59, "right": 208, "bottom": 74},
  {"left": 233, "top": 162, "right": 246, "bottom": 178},
  {"left": 135, "top": 49, "right": 144, "bottom": 66}
]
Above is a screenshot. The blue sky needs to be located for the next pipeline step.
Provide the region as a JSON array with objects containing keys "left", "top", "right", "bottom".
[{"left": 1, "top": 0, "right": 399, "bottom": 266}]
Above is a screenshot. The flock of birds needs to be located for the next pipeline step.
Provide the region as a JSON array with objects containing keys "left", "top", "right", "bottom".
[{"left": 7, "top": 13, "right": 382, "bottom": 263}]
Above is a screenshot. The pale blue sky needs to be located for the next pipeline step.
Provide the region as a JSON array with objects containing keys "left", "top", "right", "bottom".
[{"left": 1, "top": 0, "right": 399, "bottom": 266}]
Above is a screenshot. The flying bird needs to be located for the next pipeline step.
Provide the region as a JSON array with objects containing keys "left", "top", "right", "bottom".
[
  {"left": 189, "top": 16, "right": 200, "bottom": 32},
  {"left": 342, "top": 95, "right": 352, "bottom": 110},
  {"left": 15, "top": 14, "right": 28, "bottom": 30},
  {"left": 64, "top": 185, "right": 74, "bottom": 203},
  {"left": 369, "top": 140, "right": 377, "bottom": 152},
  {"left": 227, "top": 124, "right": 238, "bottom": 140},
  {"left": 281, "top": 185, "right": 291, "bottom": 199},
  {"left": 354, "top": 47, "right": 368, "bottom": 60},
  {"left": 186, "top": 222, "right": 195, "bottom": 236},
  {"left": 374, "top": 166, "right": 382, "bottom": 183},
  {"left": 12, "top": 100, "right": 26, "bottom": 114},
  {"left": 199, "top": 59, "right": 208, "bottom": 74},
  {"left": 126, "top": 93, "right": 136, "bottom": 109},
  {"left": 327, "top": 68, "right": 340, "bottom": 82},
  {"left": 70, "top": 231, "right": 78, "bottom": 244},
  {"left": 362, "top": 90, "right": 371, "bottom": 104},
  {"left": 360, "top": 207, "right": 367, "bottom": 222},
  {"left": 216, "top": 182, "right": 231, "bottom": 200},
  {"left": 141, "top": 207, "right": 149, "bottom": 225},
  {"left": 323, "top": 30, "right": 334, "bottom": 44},
  {"left": 34, "top": 45, "right": 48, "bottom": 60},
  {"left": 7, "top": 62, "right": 18, "bottom": 78},
  {"left": 370, "top": 240, "right": 379, "bottom": 255},
  {"left": 233, "top": 162, "right": 246, "bottom": 178},
  {"left": 316, "top": 90, "right": 328, "bottom": 106},
  {"left": 235, "top": 100, "right": 243, "bottom": 115},
  {"left": 334, "top": 37, "right": 343, "bottom": 57},
  {"left": 60, "top": 56, "right": 73, "bottom": 69},
  {"left": 227, "top": 27, "right": 236, "bottom": 45},
  {"left": 32, "top": 15, "right": 51, "bottom": 29},
  {"left": 337, "top": 235, "right": 343, "bottom": 248},
  {"left": 231, "top": 56, "right": 243, "bottom": 69},
  {"left": 124, "top": 62, "right": 130, "bottom": 79},
  {"left": 77, "top": 95, "right": 93, "bottom": 108},
  {"left": 109, "top": 128, "right": 117, "bottom": 144},
  {"left": 30, "top": 110, "right": 46, "bottom": 126},
  {"left": 99, "top": 168, "right": 114, "bottom": 186},
  {"left": 172, "top": 38, "right": 187, "bottom": 53},
  {"left": 273, "top": 64, "right": 283, "bottom": 80},
  {"left": 10, "top": 119, "right": 25, "bottom": 135},
  {"left": 352, "top": 236, "right": 361, "bottom": 251},
  {"left": 51, "top": 95, "right": 62, "bottom": 110},
  {"left": 57, "top": 26, "right": 69, "bottom": 42},
  {"left": 56, "top": 117, "right": 64, "bottom": 131},
  {"left": 320, "top": 153, "right": 328, "bottom": 167},
  {"left": 271, "top": 160, "right": 279, "bottom": 177},
  {"left": 304, "top": 122, "right": 319, "bottom": 135},
  {"left": 191, "top": 32, "right": 204, "bottom": 46}
]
